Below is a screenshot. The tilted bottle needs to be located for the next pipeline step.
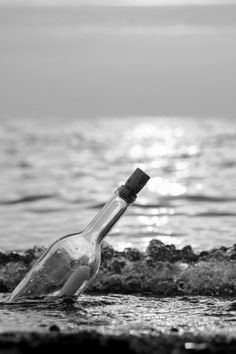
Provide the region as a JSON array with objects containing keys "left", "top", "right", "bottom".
[{"left": 8, "top": 168, "right": 150, "bottom": 302}]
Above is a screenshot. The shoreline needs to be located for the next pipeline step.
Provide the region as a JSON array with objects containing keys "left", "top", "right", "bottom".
[
  {"left": 0, "top": 240, "right": 236, "bottom": 353},
  {"left": 0, "top": 294, "right": 236, "bottom": 353},
  {"left": 0, "top": 239, "right": 236, "bottom": 296}
]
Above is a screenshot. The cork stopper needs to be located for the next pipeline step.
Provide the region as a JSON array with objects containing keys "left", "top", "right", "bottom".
[{"left": 117, "top": 168, "right": 150, "bottom": 204}]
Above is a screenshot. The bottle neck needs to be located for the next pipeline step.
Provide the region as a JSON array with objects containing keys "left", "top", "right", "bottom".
[{"left": 84, "top": 192, "right": 129, "bottom": 244}]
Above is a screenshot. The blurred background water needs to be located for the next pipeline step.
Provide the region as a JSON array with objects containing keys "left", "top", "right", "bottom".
[
  {"left": 0, "top": 1, "right": 236, "bottom": 251},
  {"left": 1, "top": 116, "right": 236, "bottom": 251}
]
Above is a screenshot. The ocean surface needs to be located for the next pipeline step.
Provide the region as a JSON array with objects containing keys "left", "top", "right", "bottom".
[{"left": 0, "top": 116, "right": 236, "bottom": 252}]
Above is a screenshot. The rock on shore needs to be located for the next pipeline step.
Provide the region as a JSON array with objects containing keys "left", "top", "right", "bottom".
[
  {"left": 0, "top": 240, "right": 236, "bottom": 296},
  {"left": 0, "top": 240, "right": 236, "bottom": 353}
]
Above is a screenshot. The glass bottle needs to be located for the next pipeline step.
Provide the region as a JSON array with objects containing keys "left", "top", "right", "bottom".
[{"left": 8, "top": 168, "right": 150, "bottom": 302}]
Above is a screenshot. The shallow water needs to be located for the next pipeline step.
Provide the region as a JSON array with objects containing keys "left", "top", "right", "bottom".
[
  {"left": 0, "top": 116, "right": 236, "bottom": 251},
  {"left": 0, "top": 294, "right": 236, "bottom": 336}
]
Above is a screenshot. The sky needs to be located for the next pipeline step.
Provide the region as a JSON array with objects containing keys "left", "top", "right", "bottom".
[{"left": 0, "top": 0, "right": 235, "bottom": 119}]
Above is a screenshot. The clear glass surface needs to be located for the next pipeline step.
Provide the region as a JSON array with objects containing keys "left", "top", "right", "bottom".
[{"left": 8, "top": 193, "right": 128, "bottom": 302}]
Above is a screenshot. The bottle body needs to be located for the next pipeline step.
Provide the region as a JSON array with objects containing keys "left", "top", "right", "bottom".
[
  {"left": 8, "top": 194, "right": 128, "bottom": 302},
  {"left": 8, "top": 167, "right": 150, "bottom": 302}
]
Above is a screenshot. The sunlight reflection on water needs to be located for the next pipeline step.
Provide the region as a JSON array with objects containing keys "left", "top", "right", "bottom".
[{"left": 0, "top": 116, "right": 236, "bottom": 251}]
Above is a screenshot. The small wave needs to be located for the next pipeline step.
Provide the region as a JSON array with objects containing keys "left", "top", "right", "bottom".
[
  {"left": 89, "top": 203, "right": 106, "bottom": 209},
  {"left": 0, "top": 194, "right": 56, "bottom": 205},
  {"left": 27, "top": 207, "right": 66, "bottom": 213},
  {"left": 135, "top": 195, "right": 236, "bottom": 207},
  {"left": 164, "top": 194, "right": 236, "bottom": 203},
  {"left": 134, "top": 203, "right": 172, "bottom": 208},
  {"left": 90, "top": 202, "right": 172, "bottom": 210},
  {"left": 131, "top": 210, "right": 236, "bottom": 217},
  {"left": 221, "top": 161, "right": 236, "bottom": 168},
  {"left": 194, "top": 211, "right": 236, "bottom": 217}
]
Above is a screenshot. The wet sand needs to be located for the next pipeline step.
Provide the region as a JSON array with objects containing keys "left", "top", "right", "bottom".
[
  {"left": 0, "top": 241, "right": 236, "bottom": 352},
  {"left": 0, "top": 294, "right": 236, "bottom": 353}
]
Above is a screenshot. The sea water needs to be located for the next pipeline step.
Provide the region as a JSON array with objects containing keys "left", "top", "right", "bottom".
[{"left": 0, "top": 116, "right": 236, "bottom": 252}]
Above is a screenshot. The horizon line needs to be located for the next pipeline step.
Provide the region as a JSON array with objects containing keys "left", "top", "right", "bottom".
[{"left": 0, "top": 0, "right": 236, "bottom": 7}]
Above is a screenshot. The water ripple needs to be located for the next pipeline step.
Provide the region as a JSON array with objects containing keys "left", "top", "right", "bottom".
[{"left": 0, "top": 116, "right": 236, "bottom": 252}]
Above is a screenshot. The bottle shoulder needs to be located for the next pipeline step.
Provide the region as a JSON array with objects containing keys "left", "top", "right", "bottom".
[{"left": 47, "top": 231, "right": 98, "bottom": 259}]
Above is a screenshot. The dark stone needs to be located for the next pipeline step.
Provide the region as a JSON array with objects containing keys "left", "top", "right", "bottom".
[
  {"left": 110, "top": 257, "right": 128, "bottom": 274},
  {"left": 144, "top": 255, "right": 154, "bottom": 267},
  {"left": 0, "top": 252, "right": 23, "bottom": 266},
  {"left": 146, "top": 240, "right": 174, "bottom": 262},
  {"left": 0, "top": 280, "right": 8, "bottom": 292},
  {"left": 49, "top": 325, "right": 60, "bottom": 332},
  {"left": 1, "top": 240, "right": 236, "bottom": 297},
  {"left": 123, "top": 276, "right": 142, "bottom": 293},
  {"left": 226, "top": 245, "right": 236, "bottom": 260},
  {"left": 199, "top": 251, "right": 209, "bottom": 259},
  {"left": 181, "top": 246, "right": 198, "bottom": 262},
  {"left": 23, "top": 247, "right": 45, "bottom": 265},
  {"left": 101, "top": 243, "right": 116, "bottom": 269},
  {"left": 102, "top": 275, "right": 123, "bottom": 293},
  {"left": 0, "top": 252, "right": 8, "bottom": 265},
  {"left": 123, "top": 248, "right": 142, "bottom": 262},
  {"left": 208, "top": 250, "right": 229, "bottom": 261},
  {"left": 170, "top": 327, "right": 179, "bottom": 332}
]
